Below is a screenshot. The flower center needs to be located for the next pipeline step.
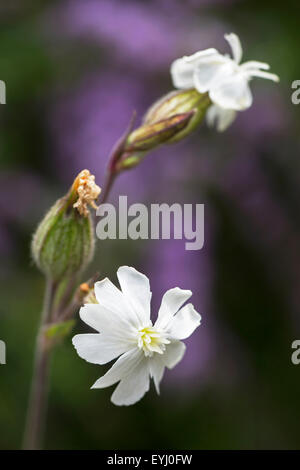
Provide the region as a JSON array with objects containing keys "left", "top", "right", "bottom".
[{"left": 137, "top": 326, "right": 170, "bottom": 357}]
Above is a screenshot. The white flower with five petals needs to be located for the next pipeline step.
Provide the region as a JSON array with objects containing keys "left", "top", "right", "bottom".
[
  {"left": 171, "top": 33, "right": 279, "bottom": 131},
  {"left": 72, "top": 266, "right": 201, "bottom": 406}
]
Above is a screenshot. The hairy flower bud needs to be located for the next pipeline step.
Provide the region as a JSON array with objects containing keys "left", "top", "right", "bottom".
[
  {"left": 118, "top": 89, "right": 210, "bottom": 170},
  {"left": 31, "top": 170, "right": 101, "bottom": 282},
  {"left": 125, "top": 111, "right": 196, "bottom": 152},
  {"left": 144, "top": 89, "right": 210, "bottom": 138}
]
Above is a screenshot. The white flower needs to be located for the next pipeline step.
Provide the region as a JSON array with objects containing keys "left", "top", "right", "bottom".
[
  {"left": 171, "top": 33, "right": 279, "bottom": 131},
  {"left": 72, "top": 266, "right": 201, "bottom": 406}
]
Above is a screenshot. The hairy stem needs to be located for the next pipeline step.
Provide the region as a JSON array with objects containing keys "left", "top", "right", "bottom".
[{"left": 23, "top": 279, "right": 56, "bottom": 450}]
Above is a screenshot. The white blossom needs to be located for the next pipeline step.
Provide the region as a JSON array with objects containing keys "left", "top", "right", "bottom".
[
  {"left": 72, "top": 266, "right": 201, "bottom": 406},
  {"left": 171, "top": 33, "right": 279, "bottom": 131}
]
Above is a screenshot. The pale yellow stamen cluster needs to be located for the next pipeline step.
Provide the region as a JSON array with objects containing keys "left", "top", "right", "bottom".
[
  {"left": 72, "top": 169, "right": 101, "bottom": 217},
  {"left": 137, "top": 326, "right": 170, "bottom": 357}
]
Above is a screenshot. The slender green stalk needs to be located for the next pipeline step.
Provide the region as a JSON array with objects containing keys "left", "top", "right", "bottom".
[{"left": 23, "top": 279, "right": 56, "bottom": 450}]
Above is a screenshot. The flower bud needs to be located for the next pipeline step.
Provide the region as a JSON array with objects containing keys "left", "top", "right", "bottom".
[
  {"left": 125, "top": 111, "right": 196, "bottom": 152},
  {"left": 143, "top": 89, "right": 211, "bottom": 143},
  {"left": 118, "top": 89, "right": 210, "bottom": 170},
  {"left": 31, "top": 170, "right": 101, "bottom": 282}
]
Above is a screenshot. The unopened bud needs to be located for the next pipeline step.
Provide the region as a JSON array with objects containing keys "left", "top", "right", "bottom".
[
  {"left": 31, "top": 170, "right": 100, "bottom": 282},
  {"left": 125, "top": 111, "right": 195, "bottom": 152},
  {"left": 143, "top": 89, "right": 211, "bottom": 143},
  {"left": 118, "top": 89, "right": 210, "bottom": 170}
]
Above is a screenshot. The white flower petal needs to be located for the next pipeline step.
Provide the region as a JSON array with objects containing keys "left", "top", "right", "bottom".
[
  {"left": 171, "top": 60, "right": 196, "bottom": 89},
  {"left": 94, "top": 277, "right": 138, "bottom": 328},
  {"left": 72, "top": 333, "right": 132, "bottom": 365},
  {"left": 206, "top": 104, "right": 237, "bottom": 132},
  {"left": 170, "top": 48, "right": 219, "bottom": 89},
  {"left": 241, "top": 60, "right": 270, "bottom": 71},
  {"left": 79, "top": 303, "right": 128, "bottom": 335},
  {"left": 149, "top": 355, "right": 165, "bottom": 394},
  {"left": 247, "top": 69, "right": 280, "bottom": 82},
  {"left": 162, "top": 340, "right": 186, "bottom": 369},
  {"left": 79, "top": 304, "right": 106, "bottom": 332},
  {"left": 167, "top": 303, "right": 201, "bottom": 340},
  {"left": 183, "top": 48, "right": 219, "bottom": 64},
  {"left": 111, "top": 357, "right": 150, "bottom": 406},
  {"left": 171, "top": 58, "right": 195, "bottom": 89},
  {"left": 155, "top": 287, "right": 192, "bottom": 330},
  {"left": 193, "top": 56, "right": 233, "bottom": 93},
  {"left": 210, "top": 73, "right": 253, "bottom": 110},
  {"left": 117, "top": 266, "right": 152, "bottom": 327},
  {"left": 73, "top": 265, "right": 203, "bottom": 405},
  {"left": 170, "top": 33, "right": 279, "bottom": 126},
  {"left": 225, "top": 33, "right": 243, "bottom": 64},
  {"left": 91, "top": 348, "right": 143, "bottom": 389}
]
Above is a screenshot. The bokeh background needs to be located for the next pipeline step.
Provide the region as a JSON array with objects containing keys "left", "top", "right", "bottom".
[{"left": 1, "top": 0, "right": 300, "bottom": 450}]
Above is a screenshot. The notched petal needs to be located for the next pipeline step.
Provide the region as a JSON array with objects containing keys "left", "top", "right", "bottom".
[{"left": 167, "top": 303, "right": 201, "bottom": 340}]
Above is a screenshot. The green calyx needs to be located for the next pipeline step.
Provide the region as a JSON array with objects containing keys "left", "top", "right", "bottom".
[
  {"left": 31, "top": 193, "right": 95, "bottom": 282},
  {"left": 118, "top": 89, "right": 211, "bottom": 170}
]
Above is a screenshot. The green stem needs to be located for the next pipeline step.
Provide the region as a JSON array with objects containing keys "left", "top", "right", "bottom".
[{"left": 22, "top": 279, "right": 56, "bottom": 450}]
